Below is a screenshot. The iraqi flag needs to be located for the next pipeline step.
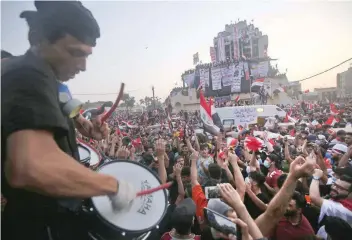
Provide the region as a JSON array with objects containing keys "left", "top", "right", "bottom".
[
  {"left": 325, "top": 115, "right": 338, "bottom": 126},
  {"left": 209, "top": 98, "right": 224, "bottom": 132},
  {"left": 330, "top": 103, "right": 339, "bottom": 114},
  {"left": 199, "top": 90, "right": 220, "bottom": 135},
  {"left": 234, "top": 95, "right": 240, "bottom": 103},
  {"left": 122, "top": 121, "right": 138, "bottom": 129},
  {"left": 251, "top": 78, "right": 265, "bottom": 92},
  {"left": 165, "top": 109, "right": 174, "bottom": 131}
]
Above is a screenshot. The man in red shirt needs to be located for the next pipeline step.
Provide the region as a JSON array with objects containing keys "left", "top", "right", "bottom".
[
  {"left": 272, "top": 192, "right": 315, "bottom": 240},
  {"left": 264, "top": 154, "right": 283, "bottom": 193}
]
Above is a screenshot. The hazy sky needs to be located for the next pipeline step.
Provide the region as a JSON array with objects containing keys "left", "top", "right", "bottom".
[{"left": 2, "top": 0, "right": 352, "bottom": 103}]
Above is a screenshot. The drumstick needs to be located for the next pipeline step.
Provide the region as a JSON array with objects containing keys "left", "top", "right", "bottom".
[
  {"left": 101, "top": 83, "right": 125, "bottom": 123},
  {"left": 136, "top": 181, "right": 173, "bottom": 197}
]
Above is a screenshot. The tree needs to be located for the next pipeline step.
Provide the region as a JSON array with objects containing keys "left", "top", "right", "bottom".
[
  {"left": 121, "top": 93, "right": 135, "bottom": 110},
  {"left": 139, "top": 99, "right": 145, "bottom": 106}
]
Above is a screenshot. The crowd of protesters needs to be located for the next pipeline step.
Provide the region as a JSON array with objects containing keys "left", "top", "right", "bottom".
[{"left": 68, "top": 100, "right": 352, "bottom": 240}]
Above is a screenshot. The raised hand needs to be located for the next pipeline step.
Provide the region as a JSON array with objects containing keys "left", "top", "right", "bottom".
[
  {"left": 190, "top": 151, "right": 199, "bottom": 162},
  {"left": 155, "top": 139, "right": 166, "bottom": 157},
  {"left": 116, "top": 146, "right": 130, "bottom": 160},
  {"left": 218, "top": 183, "right": 243, "bottom": 209},
  {"left": 289, "top": 156, "right": 315, "bottom": 180},
  {"left": 173, "top": 163, "right": 182, "bottom": 177}
]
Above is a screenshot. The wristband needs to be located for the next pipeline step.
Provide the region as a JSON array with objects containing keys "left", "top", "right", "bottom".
[{"left": 313, "top": 176, "right": 321, "bottom": 180}]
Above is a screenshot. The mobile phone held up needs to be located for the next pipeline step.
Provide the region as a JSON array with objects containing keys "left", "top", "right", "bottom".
[
  {"left": 203, "top": 207, "right": 237, "bottom": 236},
  {"left": 205, "top": 186, "right": 221, "bottom": 199}
]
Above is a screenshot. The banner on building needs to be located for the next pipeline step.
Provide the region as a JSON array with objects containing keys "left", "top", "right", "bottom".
[
  {"left": 221, "top": 67, "right": 233, "bottom": 87},
  {"left": 230, "top": 63, "right": 242, "bottom": 93},
  {"left": 250, "top": 63, "right": 259, "bottom": 78},
  {"left": 243, "top": 62, "right": 250, "bottom": 80},
  {"left": 257, "top": 61, "right": 269, "bottom": 77},
  {"left": 233, "top": 26, "right": 239, "bottom": 60},
  {"left": 199, "top": 68, "right": 210, "bottom": 89},
  {"left": 210, "top": 47, "right": 216, "bottom": 63},
  {"left": 211, "top": 67, "right": 222, "bottom": 90},
  {"left": 183, "top": 72, "right": 195, "bottom": 87},
  {"left": 217, "top": 37, "right": 226, "bottom": 62}
]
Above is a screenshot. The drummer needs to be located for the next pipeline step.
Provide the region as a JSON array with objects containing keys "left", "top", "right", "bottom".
[{"left": 1, "top": 1, "right": 135, "bottom": 240}]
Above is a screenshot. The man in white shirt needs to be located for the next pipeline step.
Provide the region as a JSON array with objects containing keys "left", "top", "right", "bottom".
[{"left": 310, "top": 167, "right": 352, "bottom": 239}]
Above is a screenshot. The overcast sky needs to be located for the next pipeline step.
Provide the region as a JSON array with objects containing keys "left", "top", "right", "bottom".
[{"left": 2, "top": 0, "right": 352, "bottom": 103}]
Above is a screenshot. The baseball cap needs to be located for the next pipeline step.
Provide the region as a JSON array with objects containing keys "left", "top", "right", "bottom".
[
  {"left": 171, "top": 198, "right": 196, "bottom": 227},
  {"left": 332, "top": 144, "right": 348, "bottom": 155},
  {"left": 307, "top": 135, "right": 317, "bottom": 142}
]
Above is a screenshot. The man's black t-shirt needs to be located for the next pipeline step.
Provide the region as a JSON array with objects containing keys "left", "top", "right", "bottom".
[
  {"left": 1, "top": 51, "right": 83, "bottom": 238},
  {"left": 244, "top": 192, "right": 269, "bottom": 220}
]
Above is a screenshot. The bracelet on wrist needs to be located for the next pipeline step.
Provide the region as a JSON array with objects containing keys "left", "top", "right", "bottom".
[{"left": 313, "top": 176, "right": 321, "bottom": 180}]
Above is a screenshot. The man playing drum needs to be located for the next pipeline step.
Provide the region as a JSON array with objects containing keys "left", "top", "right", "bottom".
[{"left": 1, "top": 1, "right": 136, "bottom": 239}]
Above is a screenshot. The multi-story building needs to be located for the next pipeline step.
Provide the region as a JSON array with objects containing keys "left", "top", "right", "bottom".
[
  {"left": 337, "top": 65, "right": 352, "bottom": 98},
  {"left": 314, "top": 87, "right": 337, "bottom": 102},
  {"left": 213, "top": 20, "right": 268, "bottom": 62}
]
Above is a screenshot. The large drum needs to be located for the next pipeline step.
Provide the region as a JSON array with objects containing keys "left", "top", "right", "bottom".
[
  {"left": 77, "top": 139, "right": 102, "bottom": 169},
  {"left": 85, "top": 160, "right": 168, "bottom": 239}
]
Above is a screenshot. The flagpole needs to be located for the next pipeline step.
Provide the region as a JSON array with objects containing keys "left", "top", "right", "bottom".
[{"left": 249, "top": 75, "right": 253, "bottom": 105}]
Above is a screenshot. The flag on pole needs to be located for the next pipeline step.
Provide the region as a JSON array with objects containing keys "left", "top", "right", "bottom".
[
  {"left": 234, "top": 95, "right": 240, "bottom": 103},
  {"left": 199, "top": 90, "right": 220, "bottom": 135}
]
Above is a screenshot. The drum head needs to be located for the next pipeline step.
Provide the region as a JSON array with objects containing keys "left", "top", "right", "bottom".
[
  {"left": 91, "top": 160, "right": 167, "bottom": 233},
  {"left": 78, "top": 144, "right": 90, "bottom": 164},
  {"left": 84, "top": 144, "right": 100, "bottom": 166}
]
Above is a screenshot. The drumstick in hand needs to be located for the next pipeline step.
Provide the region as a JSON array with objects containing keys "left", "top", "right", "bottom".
[
  {"left": 101, "top": 83, "right": 125, "bottom": 123},
  {"left": 136, "top": 182, "right": 173, "bottom": 197}
]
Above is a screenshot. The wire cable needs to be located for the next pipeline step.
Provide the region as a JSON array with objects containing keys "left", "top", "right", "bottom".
[
  {"left": 71, "top": 58, "right": 352, "bottom": 96},
  {"left": 295, "top": 57, "right": 352, "bottom": 82}
]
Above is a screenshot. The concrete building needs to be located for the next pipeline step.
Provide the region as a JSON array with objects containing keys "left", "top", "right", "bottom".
[
  {"left": 169, "top": 88, "right": 200, "bottom": 113},
  {"left": 314, "top": 87, "right": 337, "bottom": 102},
  {"left": 213, "top": 20, "right": 268, "bottom": 62},
  {"left": 337, "top": 65, "right": 352, "bottom": 98}
]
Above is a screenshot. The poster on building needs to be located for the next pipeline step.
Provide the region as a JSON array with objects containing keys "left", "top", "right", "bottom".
[
  {"left": 210, "top": 47, "right": 216, "bottom": 63},
  {"left": 230, "top": 63, "right": 242, "bottom": 93},
  {"left": 211, "top": 67, "right": 222, "bottom": 90},
  {"left": 243, "top": 62, "right": 250, "bottom": 80},
  {"left": 233, "top": 26, "right": 239, "bottom": 60},
  {"left": 217, "top": 37, "right": 226, "bottom": 62},
  {"left": 257, "top": 61, "right": 269, "bottom": 77},
  {"left": 183, "top": 72, "right": 195, "bottom": 87},
  {"left": 199, "top": 68, "right": 210, "bottom": 88},
  {"left": 221, "top": 67, "right": 233, "bottom": 87},
  {"left": 250, "top": 63, "right": 259, "bottom": 78},
  {"left": 233, "top": 107, "right": 258, "bottom": 125}
]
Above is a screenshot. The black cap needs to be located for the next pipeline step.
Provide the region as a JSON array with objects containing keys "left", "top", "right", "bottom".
[
  {"left": 307, "top": 135, "right": 317, "bottom": 143},
  {"left": 172, "top": 198, "right": 196, "bottom": 226},
  {"left": 34, "top": 1, "right": 100, "bottom": 46}
]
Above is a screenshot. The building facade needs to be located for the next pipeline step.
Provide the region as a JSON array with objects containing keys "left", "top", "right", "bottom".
[
  {"left": 213, "top": 20, "right": 268, "bottom": 62},
  {"left": 314, "top": 87, "right": 337, "bottom": 102},
  {"left": 337, "top": 66, "right": 352, "bottom": 98}
]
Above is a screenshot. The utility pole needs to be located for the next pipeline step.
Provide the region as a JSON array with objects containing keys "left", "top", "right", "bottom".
[{"left": 152, "top": 85, "right": 156, "bottom": 110}]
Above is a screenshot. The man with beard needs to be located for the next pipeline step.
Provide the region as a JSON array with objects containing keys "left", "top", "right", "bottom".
[
  {"left": 309, "top": 167, "right": 352, "bottom": 239},
  {"left": 271, "top": 191, "right": 315, "bottom": 240},
  {"left": 330, "top": 144, "right": 348, "bottom": 167}
]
